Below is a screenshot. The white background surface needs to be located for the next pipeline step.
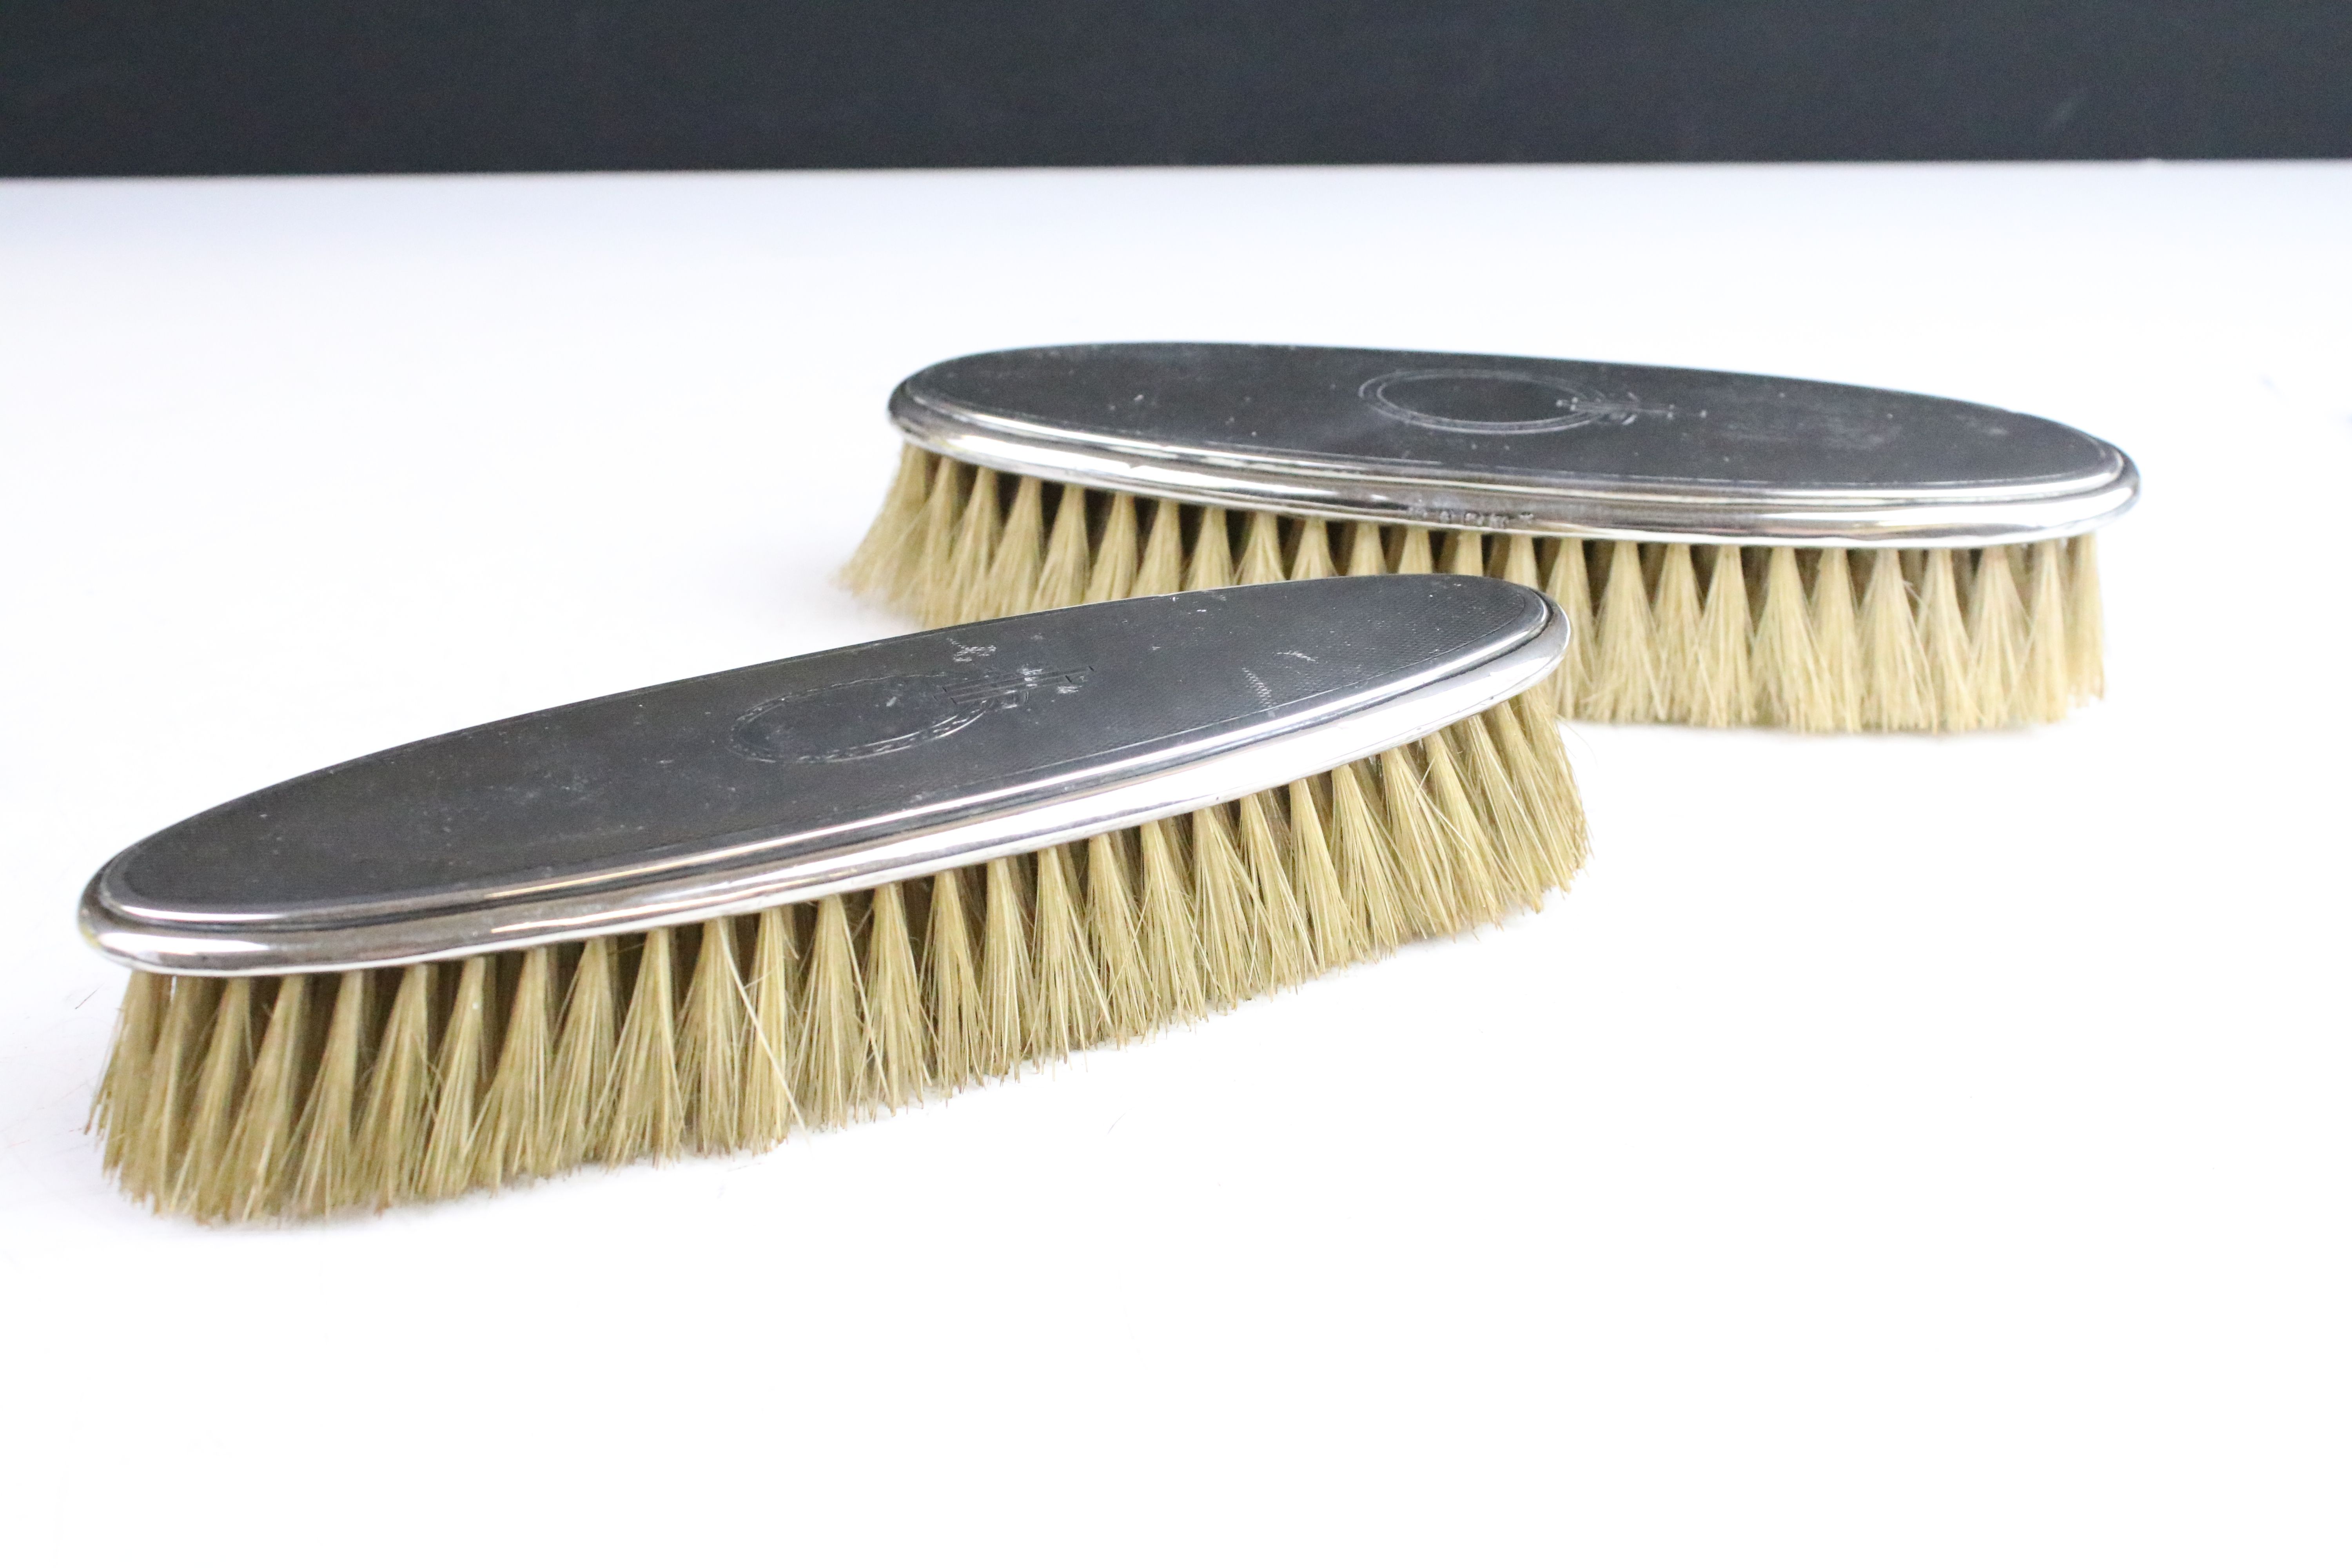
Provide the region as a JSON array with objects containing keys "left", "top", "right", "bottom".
[{"left": 2, "top": 162, "right": 2347, "bottom": 1565}]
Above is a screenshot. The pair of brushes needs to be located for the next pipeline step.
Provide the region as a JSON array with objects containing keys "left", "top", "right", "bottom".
[
  {"left": 845, "top": 343, "right": 2138, "bottom": 732},
  {"left": 82, "top": 576, "right": 1583, "bottom": 1221}
]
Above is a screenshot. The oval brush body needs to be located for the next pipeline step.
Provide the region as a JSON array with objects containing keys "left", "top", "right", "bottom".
[
  {"left": 844, "top": 343, "right": 2137, "bottom": 733},
  {"left": 82, "top": 577, "right": 1583, "bottom": 1222}
]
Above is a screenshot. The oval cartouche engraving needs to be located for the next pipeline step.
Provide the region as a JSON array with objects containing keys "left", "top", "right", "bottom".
[
  {"left": 1360, "top": 367, "right": 1665, "bottom": 436},
  {"left": 730, "top": 666, "right": 1091, "bottom": 764}
]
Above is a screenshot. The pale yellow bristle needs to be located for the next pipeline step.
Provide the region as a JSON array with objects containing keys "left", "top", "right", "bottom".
[
  {"left": 1188, "top": 802, "right": 1262, "bottom": 1009},
  {"left": 1417, "top": 732, "right": 1504, "bottom": 930},
  {"left": 1973, "top": 545, "right": 2030, "bottom": 724},
  {"left": 1030, "top": 842, "right": 1107, "bottom": 1059},
  {"left": 476, "top": 946, "right": 554, "bottom": 1183},
  {"left": 1491, "top": 534, "right": 1552, "bottom": 720},
  {"left": 1185, "top": 507, "right": 1235, "bottom": 591},
  {"left": 978, "top": 857, "right": 1032, "bottom": 1079},
  {"left": 1693, "top": 544, "right": 1755, "bottom": 727},
  {"left": 978, "top": 474, "right": 1046, "bottom": 619},
  {"left": 796, "top": 897, "right": 864, "bottom": 1127},
  {"left": 839, "top": 445, "right": 935, "bottom": 606},
  {"left": 1543, "top": 539, "right": 1596, "bottom": 720},
  {"left": 744, "top": 907, "right": 800, "bottom": 1143},
  {"left": 416, "top": 957, "right": 490, "bottom": 1201},
  {"left": 1494, "top": 533, "right": 1539, "bottom": 590},
  {"left": 1755, "top": 546, "right": 1830, "bottom": 730},
  {"left": 1289, "top": 518, "right": 1336, "bottom": 580},
  {"left": 175, "top": 977, "right": 256, "bottom": 1213},
  {"left": 355, "top": 965, "right": 434, "bottom": 1209},
  {"left": 1392, "top": 526, "right": 1435, "bottom": 575},
  {"left": 602, "top": 929, "right": 683, "bottom": 1165},
  {"left": 1859, "top": 547, "right": 1931, "bottom": 730},
  {"left": 1441, "top": 529, "right": 1485, "bottom": 575},
  {"left": 1083, "top": 492, "right": 1140, "bottom": 603},
  {"left": 864, "top": 884, "right": 929, "bottom": 1108},
  {"left": 1285, "top": 776, "right": 1361, "bottom": 970},
  {"left": 1132, "top": 499, "right": 1187, "bottom": 597},
  {"left": 681, "top": 918, "right": 750, "bottom": 1150},
  {"left": 545, "top": 938, "right": 619, "bottom": 1168},
  {"left": 2016, "top": 540, "right": 2071, "bottom": 724},
  {"left": 936, "top": 471, "right": 1002, "bottom": 626},
  {"left": 1917, "top": 548, "right": 1976, "bottom": 731},
  {"left": 91, "top": 970, "right": 166, "bottom": 1176},
  {"left": 289, "top": 971, "right": 367, "bottom": 1216},
  {"left": 850, "top": 449, "right": 2110, "bottom": 730},
  {"left": 1036, "top": 485, "right": 1094, "bottom": 612},
  {"left": 94, "top": 704, "right": 1588, "bottom": 1221},
  {"left": 1375, "top": 746, "right": 1458, "bottom": 938},
  {"left": 1486, "top": 695, "right": 1590, "bottom": 878},
  {"left": 212, "top": 974, "right": 309, "bottom": 1220},
  {"left": 1236, "top": 511, "right": 1285, "bottom": 586},
  {"left": 911, "top": 461, "right": 972, "bottom": 624},
  {"left": 1327, "top": 760, "right": 1409, "bottom": 955},
  {"left": 1083, "top": 833, "right": 1153, "bottom": 1040},
  {"left": 1236, "top": 791, "right": 1311, "bottom": 992},
  {"left": 925, "top": 869, "right": 981, "bottom": 1088},
  {"left": 1812, "top": 548, "right": 1863, "bottom": 730},
  {"left": 133, "top": 976, "right": 217, "bottom": 1201},
  {"left": 1587, "top": 540, "right": 1660, "bottom": 723},
  {"left": 2067, "top": 532, "right": 2104, "bottom": 702},
  {"left": 1134, "top": 817, "right": 1207, "bottom": 1021},
  {"left": 1649, "top": 543, "right": 1704, "bottom": 723}
]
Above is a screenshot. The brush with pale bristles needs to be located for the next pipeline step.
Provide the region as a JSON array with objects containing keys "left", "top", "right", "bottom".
[
  {"left": 81, "top": 576, "right": 1583, "bottom": 1222},
  {"left": 844, "top": 343, "right": 2137, "bottom": 732}
]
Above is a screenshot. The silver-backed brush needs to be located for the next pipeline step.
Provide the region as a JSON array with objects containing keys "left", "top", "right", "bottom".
[
  {"left": 82, "top": 576, "right": 1585, "bottom": 1221},
  {"left": 845, "top": 343, "right": 2136, "bottom": 731}
]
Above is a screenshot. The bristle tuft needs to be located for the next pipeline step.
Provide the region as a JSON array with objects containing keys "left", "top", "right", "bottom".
[
  {"left": 1133, "top": 499, "right": 1187, "bottom": 597},
  {"left": 477, "top": 947, "right": 553, "bottom": 1183},
  {"left": 1036, "top": 484, "right": 1094, "bottom": 611},
  {"left": 1918, "top": 548, "right": 1976, "bottom": 731},
  {"left": 978, "top": 475, "right": 1046, "bottom": 619},
  {"left": 2067, "top": 532, "right": 2104, "bottom": 703},
  {"left": 864, "top": 884, "right": 929, "bottom": 1108},
  {"left": 91, "top": 971, "right": 165, "bottom": 1176},
  {"left": 796, "top": 897, "right": 865, "bottom": 1127},
  {"left": 416, "top": 958, "right": 490, "bottom": 1201},
  {"left": 1289, "top": 518, "right": 1336, "bottom": 580},
  {"left": 1588, "top": 541, "right": 1660, "bottom": 723},
  {"left": 1755, "top": 546, "right": 1829, "bottom": 730},
  {"left": 355, "top": 966, "right": 434, "bottom": 1210},
  {"left": 1812, "top": 548, "right": 1862, "bottom": 730},
  {"left": 1185, "top": 508, "right": 1235, "bottom": 591},
  {"left": 1084, "top": 493, "right": 1140, "bottom": 604},
  {"left": 681, "top": 918, "right": 750, "bottom": 1149}
]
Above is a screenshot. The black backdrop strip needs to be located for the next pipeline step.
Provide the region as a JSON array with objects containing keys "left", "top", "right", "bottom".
[{"left": 4, "top": 0, "right": 2347, "bottom": 178}]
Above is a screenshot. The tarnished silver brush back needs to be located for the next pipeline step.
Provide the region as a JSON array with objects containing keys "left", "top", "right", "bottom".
[
  {"left": 83, "top": 576, "right": 1564, "bottom": 976},
  {"left": 890, "top": 343, "right": 2137, "bottom": 546}
]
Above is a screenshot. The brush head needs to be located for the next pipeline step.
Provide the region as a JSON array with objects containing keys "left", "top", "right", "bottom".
[
  {"left": 890, "top": 343, "right": 2136, "bottom": 546},
  {"left": 83, "top": 576, "right": 1563, "bottom": 976}
]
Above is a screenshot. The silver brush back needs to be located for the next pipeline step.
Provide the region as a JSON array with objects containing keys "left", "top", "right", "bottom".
[
  {"left": 890, "top": 343, "right": 2137, "bottom": 546},
  {"left": 83, "top": 576, "right": 1564, "bottom": 975}
]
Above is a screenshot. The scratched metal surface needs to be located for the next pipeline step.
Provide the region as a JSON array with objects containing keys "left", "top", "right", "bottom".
[
  {"left": 892, "top": 342, "right": 2136, "bottom": 543},
  {"left": 83, "top": 575, "right": 1555, "bottom": 969}
]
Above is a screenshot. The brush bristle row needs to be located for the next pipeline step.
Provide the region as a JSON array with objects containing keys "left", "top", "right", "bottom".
[
  {"left": 847, "top": 451, "right": 2107, "bottom": 731},
  {"left": 90, "top": 698, "right": 1583, "bottom": 1222}
]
